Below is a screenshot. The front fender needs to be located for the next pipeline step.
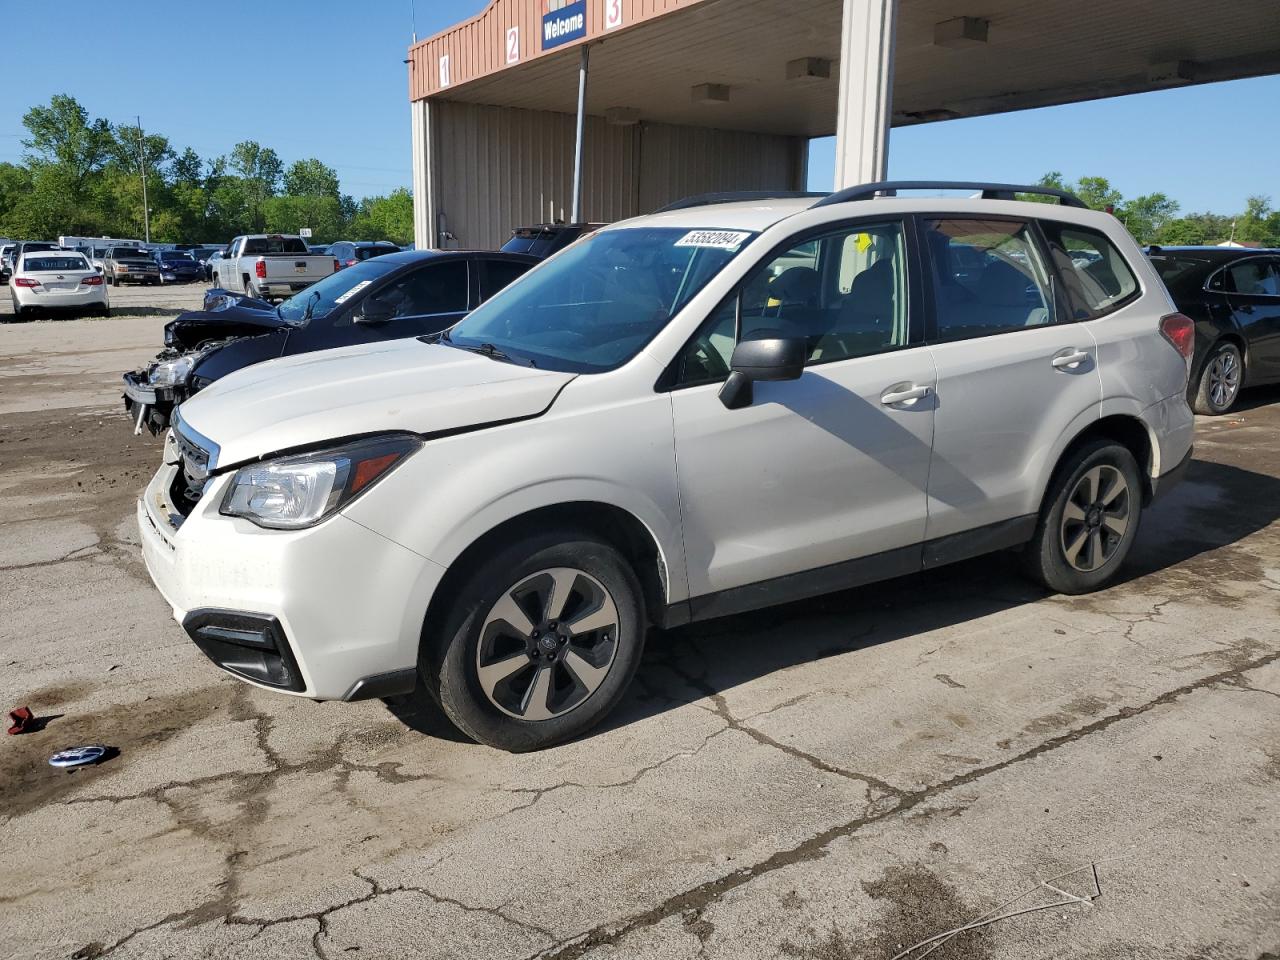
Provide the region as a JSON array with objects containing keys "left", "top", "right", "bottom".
[{"left": 343, "top": 391, "right": 688, "bottom": 604}]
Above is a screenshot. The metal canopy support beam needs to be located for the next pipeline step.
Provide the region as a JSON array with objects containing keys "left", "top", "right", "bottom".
[
  {"left": 571, "top": 44, "right": 590, "bottom": 224},
  {"left": 411, "top": 99, "right": 435, "bottom": 248},
  {"left": 834, "top": 0, "right": 898, "bottom": 188}
]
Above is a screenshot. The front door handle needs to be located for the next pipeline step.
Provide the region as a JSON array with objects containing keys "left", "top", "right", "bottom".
[
  {"left": 1051, "top": 348, "right": 1089, "bottom": 369},
  {"left": 880, "top": 383, "right": 932, "bottom": 406}
]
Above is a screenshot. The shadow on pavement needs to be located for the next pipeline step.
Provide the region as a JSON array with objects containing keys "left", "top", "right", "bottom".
[
  {"left": 378, "top": 453, "right": 1280, "bottom": 746},
  {"left": 597, "top": 456, "right": 1280, "bottom": 737}
]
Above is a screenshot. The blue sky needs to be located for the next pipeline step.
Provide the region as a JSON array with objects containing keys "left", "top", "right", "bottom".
[{"left": 0, "top": 0, "right": 1273, "bottom": 215}]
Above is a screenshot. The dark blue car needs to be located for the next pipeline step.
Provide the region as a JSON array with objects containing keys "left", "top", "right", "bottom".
[{"left": 153, "top": 249, "right": 205, "bottom": 284}]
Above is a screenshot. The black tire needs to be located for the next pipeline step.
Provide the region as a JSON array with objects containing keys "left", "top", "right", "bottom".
[
  {"left": 1023, "top": 439, "right": 1143, "bottom": 595},
  {"left": 1191, "top": 340, "right": 1243, "bottom": 416},
  {"left": 420, "top": 529, "right": 646, "bottom": 752}
]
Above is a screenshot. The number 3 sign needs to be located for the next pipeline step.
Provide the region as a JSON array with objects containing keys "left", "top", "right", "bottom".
[{"left": 604, "top": 0, "right": 623, "bottom": 31}]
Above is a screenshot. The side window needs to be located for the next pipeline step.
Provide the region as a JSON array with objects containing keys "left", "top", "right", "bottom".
[
  {"left": 924, "top": 218, "right": 1053, "bottom": 342},
  {"left": 673, "top": 221, "right": 910, "bottom": 385},
  {"left": 1040, "top": 222, "right": 1139, "bottom": 319},
  {"left": 365, "top": 261, "right": 469, "bottom": 320},
  {"left": 1225, "top": 259, "right": 1280, "bottom": 296},
  {"left": 479, "top": 259, "right": 531, "bottom": 302}
]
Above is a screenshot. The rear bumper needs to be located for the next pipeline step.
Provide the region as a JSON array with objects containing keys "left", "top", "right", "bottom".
[
  {"left": 1150, "top": 445, "right": 1192, "bottom": 503},
  {"left": 13, "top": 286, "right": 107, "bottom": 309}
]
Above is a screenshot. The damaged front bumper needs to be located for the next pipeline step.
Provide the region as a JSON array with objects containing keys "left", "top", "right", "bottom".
[{"left": 123, "top": 370, "right": 184, "bottom": 436}]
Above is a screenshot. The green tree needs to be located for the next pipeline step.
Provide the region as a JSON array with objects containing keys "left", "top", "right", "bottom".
[
  {"left": 1117, "top": 192, "right": 1179, "bottom": 244},
  {"left": 1235, "top": 195, "right": 1273, "bottom": 244},
  {"left": 346, "top": 188, "right": 413, "bottom": 245},
  {"left": 20, "top": 95, "right": 114, "bottom": 234},
  {"left": 229, "top": 140, "right": 282, "bottom": 230},
  {"left": 1072, "top": 176, "right": 1123, "bottom": 212},
  {"left": 283, "top": 158, "right": 340, "bottom": 198}
]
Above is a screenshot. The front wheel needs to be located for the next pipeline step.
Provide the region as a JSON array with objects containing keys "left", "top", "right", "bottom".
[
  {"left": 1023, "top": 439, "right": 1142, "bottom": 595},
  {"left": 423, "top": 530, "right": 646, "bottom": 751},
  {"left": 1192, "top": 341, "right": 1243, "bottom": 415}
]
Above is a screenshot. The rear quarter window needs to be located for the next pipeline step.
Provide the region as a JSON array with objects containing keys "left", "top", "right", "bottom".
[{"left": 1040, "top": 222, "right": 1139, "bottom": 320}]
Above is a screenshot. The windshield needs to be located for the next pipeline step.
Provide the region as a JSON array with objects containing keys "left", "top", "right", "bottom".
[
  {"left": 159, "top": 251, "right": 194, "bottom": 261},
  {"left": 356, "top": 245, "right": 396, "bottom": 260},
  {"left": 25, "top": 256, "right": 90, "bottom": 272},
  {"left": 113, "top": 249, "right": 150, "bottom": 259},
  {"left": 448, "top": 226, "right": 755, "bottom": 373},
  {"left": 275, "top": 258, "right": 399, "bottom": 325}
]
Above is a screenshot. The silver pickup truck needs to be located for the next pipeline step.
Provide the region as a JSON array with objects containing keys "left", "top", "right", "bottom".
[{"left": 215, "top": 234, "right": 336, "bottom": 301}]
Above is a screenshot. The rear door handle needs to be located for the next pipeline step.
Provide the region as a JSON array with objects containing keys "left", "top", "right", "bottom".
[
  {"left": 880, "top": 383, "right": 932, "bottom": 406},
  {"left": 1051, "top": 348, "right": 1089, "bottom": 369}
]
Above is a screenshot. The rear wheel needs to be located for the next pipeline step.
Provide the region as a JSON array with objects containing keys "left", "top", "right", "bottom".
[
  {"left": 1023, "top": 439, "right": 1142, "bottom": 594},
  {"left": 422, "top": 530, "right": 646, "bottom": 751},
  {"left": 1192, "top": 341, "right": 1243, "bottom": 415}
]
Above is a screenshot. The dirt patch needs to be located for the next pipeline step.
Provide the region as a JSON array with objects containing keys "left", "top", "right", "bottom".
[
  {"left": 778, "top": 863, "right": 991, "bottom": 960},
  {"left": 855, "top": 863, "right": 992, "bottom": 960},
  {"left": 0, "top": 682, "right": 233, "bottom": 820}
]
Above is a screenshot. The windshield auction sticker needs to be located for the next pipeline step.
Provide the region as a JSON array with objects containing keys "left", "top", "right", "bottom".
[
  {"left": 333, "top": 280, "right": 373, "bottom": 304},
  {"left": 674, "top": 230, "right": 752, "bottom": 251}
]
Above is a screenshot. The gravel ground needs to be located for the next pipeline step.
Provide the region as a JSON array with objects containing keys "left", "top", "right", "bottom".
[{"left": 0, "top": 292, "right": 1277, "bottom": 960}]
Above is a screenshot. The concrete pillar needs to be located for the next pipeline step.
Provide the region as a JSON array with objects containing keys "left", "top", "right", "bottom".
[
  {"left": 410, "top": 99, "right": 435, "bottom": 248},
  {"left": 834, "top": 0, "right": 898, "bottom": 188}
]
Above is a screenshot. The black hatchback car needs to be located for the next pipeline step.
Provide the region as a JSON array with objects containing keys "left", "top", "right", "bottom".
[
  {"left": 122, "top": 249, "right": 537, "bottom": 434},
  {"left": 1147, "top": 245, "right": 1280, "bottom": 414}
]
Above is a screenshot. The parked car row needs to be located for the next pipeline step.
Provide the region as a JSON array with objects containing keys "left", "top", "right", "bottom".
[
  {"left": 122, "top": 249, "right": 537, "bottom": 433},
  {"left": 128, "top": 182, "right": 1196, "bottom": 752}
]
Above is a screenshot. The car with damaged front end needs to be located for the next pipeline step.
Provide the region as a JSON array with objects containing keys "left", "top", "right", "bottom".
[{"left": 121, "top": 249, "right": 537, "bottom": 434}]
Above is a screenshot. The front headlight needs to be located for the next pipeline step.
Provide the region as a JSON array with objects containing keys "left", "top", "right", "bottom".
[
  {"left": 150, "top": 355, "right": 195, "bottom": 387},
  {"left": 219, "top": 435, "right": 421, "bottom": 530}
]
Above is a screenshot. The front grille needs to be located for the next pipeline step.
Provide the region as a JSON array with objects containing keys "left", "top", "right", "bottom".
[{"left": 170, "top": 426, "right": 211, "bottom": 517}]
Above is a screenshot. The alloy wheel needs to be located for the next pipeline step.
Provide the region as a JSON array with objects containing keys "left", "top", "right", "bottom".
[
  {"left": 1060, "top": 464, "right": 1131, "bottom": 573},
  {"left": 475, "top": 567, "right": 620, "bottom": 721},
  {"left": 1207, "top": 350, "right": 1240, "bottom": 411}
]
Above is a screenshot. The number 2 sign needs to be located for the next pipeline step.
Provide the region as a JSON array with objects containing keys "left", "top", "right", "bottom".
[
  {"left": 506, "top": 26, "right": 520, "bottom": 64},
  {"left": 604, "top": 0, "right": 622, "bottom": 31}
]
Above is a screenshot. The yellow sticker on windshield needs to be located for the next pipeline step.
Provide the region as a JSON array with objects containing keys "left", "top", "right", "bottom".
[{"left": 855, "top": 232, "right": 872, "bottom": 253}]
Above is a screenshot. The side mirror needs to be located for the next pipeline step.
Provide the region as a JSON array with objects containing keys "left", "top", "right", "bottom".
[
  {"left": 355, "top": 299, "right": 395, "bottom": 324},
  {"left": 718, "top": 333, "right": 807, "bottom": 409}
]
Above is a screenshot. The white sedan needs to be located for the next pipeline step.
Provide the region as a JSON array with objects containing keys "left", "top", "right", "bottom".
[{"left": 8, "top": 251, "right": 109, "bottom": 318}]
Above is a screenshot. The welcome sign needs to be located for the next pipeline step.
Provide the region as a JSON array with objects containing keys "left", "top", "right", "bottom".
[{"left": 542, "top": 0, "right": 587, "bottom": 50}]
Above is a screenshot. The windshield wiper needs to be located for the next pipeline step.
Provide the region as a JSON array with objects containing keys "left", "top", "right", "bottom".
[{"left": 446, "top": 339, "right": 536, "bottom": 367}]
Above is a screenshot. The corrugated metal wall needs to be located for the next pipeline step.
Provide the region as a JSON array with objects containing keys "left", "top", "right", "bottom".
[
  {"left": 636, "top": 124, "right": 808, "bottom": 212},
  {"left": 424, "top": 100, "right": 805, "bottom": 249}
]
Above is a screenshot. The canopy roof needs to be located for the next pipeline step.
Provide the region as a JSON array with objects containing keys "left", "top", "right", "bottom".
[{"left": 409, "top": 0, "right": 1280, "bottom": 134}]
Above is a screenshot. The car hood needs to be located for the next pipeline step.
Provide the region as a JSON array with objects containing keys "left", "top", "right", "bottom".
[
  {"left": 165, "top": 302, "right": 289, "bottom": 350},
  {"left": 178, "top": 339, "right": 577, "bottom": 469}
]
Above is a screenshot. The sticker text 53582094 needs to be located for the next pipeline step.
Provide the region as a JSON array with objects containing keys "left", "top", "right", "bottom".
[{"left": 673, "top": 230, "right": 752, "bottom": 251}]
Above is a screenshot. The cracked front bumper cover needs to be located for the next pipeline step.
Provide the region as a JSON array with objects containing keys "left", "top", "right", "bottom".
[{"left": 123, "top": 370, "right": 182, "bottom": 434}]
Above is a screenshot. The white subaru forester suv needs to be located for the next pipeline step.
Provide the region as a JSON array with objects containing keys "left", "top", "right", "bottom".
[{"left": 138, "top": 181, "right": 1195, "bottom": 751}]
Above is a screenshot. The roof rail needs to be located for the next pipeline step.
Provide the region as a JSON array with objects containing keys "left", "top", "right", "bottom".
[
  {"left": 811, "top": 180, "right": 1087, "bottom": 209},
  {"left": 657, "top": 191, "right": 828, "bottom": 213}
]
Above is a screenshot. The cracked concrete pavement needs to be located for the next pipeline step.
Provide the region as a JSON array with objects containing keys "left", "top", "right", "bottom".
[{"left": 1, "top": 297, "right": 1278, "bottom": 959}]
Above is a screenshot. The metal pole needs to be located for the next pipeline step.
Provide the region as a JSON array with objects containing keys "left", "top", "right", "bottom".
[
  {"left": 570, "top": 44, "right": 589, "bottom": 223},
  {"left": 136, "top": 115, "right": 151, "bottom": 243}
]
